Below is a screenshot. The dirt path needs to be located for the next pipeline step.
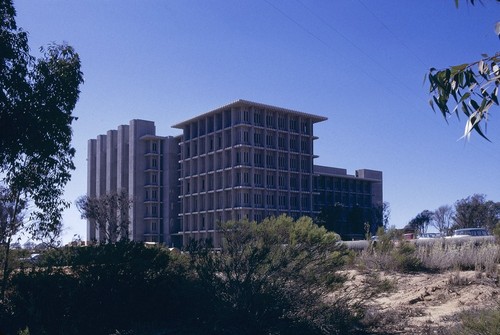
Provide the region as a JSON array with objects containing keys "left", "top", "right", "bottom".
[{"left": 364, "top": 270, "right": 499, "bottom": 334}]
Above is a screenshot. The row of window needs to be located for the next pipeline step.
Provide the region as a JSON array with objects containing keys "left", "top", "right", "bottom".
[
  {"left": 182, "top": 191, "right": 312, "bottom": 212},
  {"left": 314, "top": 178, "right": 372, "bottom": 193},
  {"left": 183, "top": 109, "right": 312, "bottom": 141},
  {"left": 314, "top": 193, "right": 373, "bottom": 208},
  {"left": 180, "top": 209, "right": 310, "bottom": 233},
  {"left": 182, "top": 171, "right": 312, "bottom": 193},
  {"left": 182, "top": 152, "right": 311, "bottom": 175},
  {"left": 183, "top": 131, "right": 312, "bottom": 159}
]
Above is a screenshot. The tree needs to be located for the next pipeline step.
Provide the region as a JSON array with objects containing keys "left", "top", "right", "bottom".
[
  {"left": 315, "top": 202, "right": 384, "bottom": 239},
  {"left": 188, "top": 215, "right": 366, "bottom": 334},
  {"left": 0, "top": 186, "right": 26, "bottom": 245},
  {"left": 314, "top": 202, "right": 345, "bottom": 234},
  {"left": 432, "top": 204, "right": 454, "bottom": 236},
  {"left": 452, "top": 194, "right": 500, "bottom": 231},
  {"left": 427, "top": 1, "right": 500, "bottom": 140},
  {"left": 372, "top": 201, "right": 390, "bottom": 231},
  {"left": 76, "top": 190, "right": 132, "bottom": 243},
  {"left": 0, "top": 185, "right": 26, "bottom": 299},
  {"left": 0, "top": 0, "right": 83, "bottom": 300},
  {"left": 406, "top": 210, "right": 434, "bottom": 235}
]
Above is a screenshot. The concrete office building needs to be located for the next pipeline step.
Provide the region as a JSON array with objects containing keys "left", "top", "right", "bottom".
[
  {"left": 87, "top": 120, "right": 179, "bottom": 245},
  {"left": 86, "top": 100, "right": 382, "bottom": 246},
  {"left": 172, "top": 100, "right": 327, "bottom": 247},
  {"left": 313, "top": 166, "right": 383, "bottom": 239}
]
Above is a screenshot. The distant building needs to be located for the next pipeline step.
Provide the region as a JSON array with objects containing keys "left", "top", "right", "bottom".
[
  {"left": 86, "top": 100, "right": 382, "bottom": 247},
  {"left": 313, "top": 166, "right": 382, "bottom": 239},
  {"left": 87, "top": 120, "right": 179, "bottom": 245}
]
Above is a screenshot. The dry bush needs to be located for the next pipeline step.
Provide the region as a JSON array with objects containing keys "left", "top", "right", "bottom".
[
  {"left": 415, "top": 240, "right": 500, "bottom": 275},
  {"left": 357, "top": 239, "right": 500, "bottom": 276},
  {"left": 448, "top": 271, "right": 473, "bottom": 286}
]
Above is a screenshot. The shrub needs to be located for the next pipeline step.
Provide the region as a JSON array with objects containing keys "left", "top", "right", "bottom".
[
  {"left": 416, "top": 239, "right": 500, "bottom": 274},
  {"left": 359, "top": 237, "right": 500, "bottom": 275},
  {"left": 188, "top": 215, "right": 368, "bottom": 334},
  {"left": 391, "top": 242, "right": 422, "bottom": 272},
  {"left": 450, "top": 305, "right": 500, "bottom": 335},
  {"left": 3, "top": 242, "right": 194, "bottom": 335}
]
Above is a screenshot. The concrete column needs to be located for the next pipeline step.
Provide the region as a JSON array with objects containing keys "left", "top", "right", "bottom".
[
  {"left": 128, "top": 119, "right": 156, "bottom": 241},
  {"left": 117, "top": 125, "right": 129, "bottom": 193},
  {"left": 96, "top": 134, "right": 107, "bottom": 242},
  {"left": 86, "top": 139, "right": 97, "bottom": 242}
]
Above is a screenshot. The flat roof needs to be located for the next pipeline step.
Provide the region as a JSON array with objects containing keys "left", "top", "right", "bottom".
[{"left": 172, "top": 99, "right": 327, "bottom": 129}]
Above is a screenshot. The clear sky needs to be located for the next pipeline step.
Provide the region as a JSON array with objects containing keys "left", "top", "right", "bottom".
[{"left": 12, "top": 0, "right": 500, "bottom": 243}]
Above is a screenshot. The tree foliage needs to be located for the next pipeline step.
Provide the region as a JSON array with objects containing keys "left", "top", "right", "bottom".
[
  {"left": 432, "top": 204, "right": 454, "bottom": 235},
  {"left": 315, "top": 202, "right": 384, "bottom": 239},
  {"left": 0, "top": 186, "right": 26, "bottom": 245},
  {"left": 0, "top": 0, "right": 83, "bottom": 238},
  {"left": 188, "top": 215, "right": 365, "bottom": 334},
  {"left": 406, "top": 210, "right": 434, "bottom": 235},
  {"left": 0, "top": 0, "right": 83, "bottom": 300},
  {"left": 428, "top": 1, "right": 499, "bottom": 140},
  {"left": 0, "top": 219, "right": 378, "bottom": 335},
  {"left": 0, "top": 185, "right": 26, "bottom": 299},
  {"left": 3, "top": 242, "right": 193, "bottom": 335},
  {"left": 76, "top": 191, "right": 132, "bottom": 243},
  {"left": 376, "top": 201, "right": 391, "bottom": 230},
  {"left": 452, "top": 194, "right": 500, "bottom": 231}
]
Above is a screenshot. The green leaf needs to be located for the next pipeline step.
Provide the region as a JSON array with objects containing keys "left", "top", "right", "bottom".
[
  {"left": 472, "top": 122, "right": 491, "bottom": 142},
  {"left": 450, "top": 63, "right": 468, "bottom": 74},
  {"left": 492, "top": 87, "right": 499, "bottom": 105},
  {"left": 458, "top": 92, "right": 471, "bottom": 103},
  {"left": 470, "top": 99, "right": 480, "bottom": 111},
  {"left": 461, "top": 101, "right": 471, "bottom": 117}
]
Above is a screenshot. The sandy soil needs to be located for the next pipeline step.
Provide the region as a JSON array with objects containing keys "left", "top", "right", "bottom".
[{"left": 356, "top": 270, "right": 500, "bottom": 334}]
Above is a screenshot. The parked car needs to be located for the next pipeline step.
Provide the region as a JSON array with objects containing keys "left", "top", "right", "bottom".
[
  {"left": 417, "top": 232, "right": 443, "bottom": 239},
  {"left": 449, "top": 228, "right": 491, "bottom": 238}
]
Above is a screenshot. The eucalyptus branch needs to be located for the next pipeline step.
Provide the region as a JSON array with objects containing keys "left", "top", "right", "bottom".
[{"left": 428, "top": 52, "right": 500, "bottom": 140}]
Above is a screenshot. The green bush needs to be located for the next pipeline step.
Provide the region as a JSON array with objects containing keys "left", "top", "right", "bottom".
[
  {"left": 1, "top": 217, "right": 381, "bottom": 335},
  {"left": 188, "top": 215, "right": 366, "bottom": 334},
  {"left": 391, "top": 242, "right": 423, "bottom": 272},
  {"left": 3, "top": 241, "right": 194, "bottom": 335},
  {"left": 451, "top": 306, "right": 500, "bottom": 335}
]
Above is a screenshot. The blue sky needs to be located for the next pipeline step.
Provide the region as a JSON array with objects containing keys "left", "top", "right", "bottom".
[{"left": 13, "top": 0, "right": 500, "bottom": 243}]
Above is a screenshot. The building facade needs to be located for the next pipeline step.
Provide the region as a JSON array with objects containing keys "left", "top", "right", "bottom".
[
  {"left": 172, "top": 100, "right": 326, "bottom": 247},
  {"left": 87, "top": 119, "right": 179, "bottom": 245},
  {"left": 86, "top": 100, "right": 382, "bottom": 246},
  {"left": 313, "top": 166, "right": 383, "bottom": 239}
]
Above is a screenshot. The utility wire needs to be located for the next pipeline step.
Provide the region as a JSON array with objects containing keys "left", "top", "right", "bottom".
[
  {"left": 357, "top": 0, "right": 429, "bottom": 68},
  {"left": 294, "top": 0, "right": 429, "bottom": 106},
  {"left": 264, "top": 0, "right": 432, "bottom": 116}
]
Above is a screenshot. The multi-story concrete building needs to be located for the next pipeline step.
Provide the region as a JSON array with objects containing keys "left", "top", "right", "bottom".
[
  {"left": 172, "top": 100, "right": 327, "bottom": 247},
  {"left": 87, "top": 120, "right": 179, "bottom": 245},
  {"left": 86, "top": 100, "right": 382, "bottom": 246},
  {"left": 313, "top": 166, "right": 383, "bottom": 239}
]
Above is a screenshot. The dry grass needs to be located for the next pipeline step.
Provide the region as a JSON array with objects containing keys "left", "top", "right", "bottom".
[
  {"left": 356, "top": 239, "right": 500, "bottom": 334},
  {"left": 415, "top": 239, "right": 500, "bottom": 275},
  {"left": 357, "top": 239, "right": 500, "bottom": 276}
]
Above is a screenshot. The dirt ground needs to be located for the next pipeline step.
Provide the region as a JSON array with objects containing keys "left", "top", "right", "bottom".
[{"left": 356, "top": 270, "right": 500, "bottom": 334}]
